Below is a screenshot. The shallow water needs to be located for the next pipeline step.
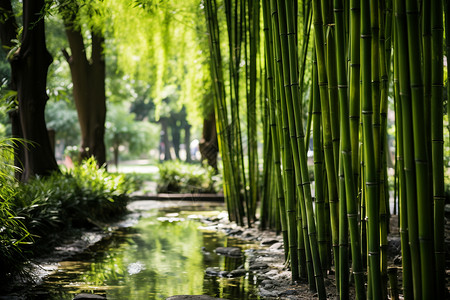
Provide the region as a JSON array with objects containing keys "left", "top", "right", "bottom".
[{"left": 21, "top": 202, "right": 260, "bottom": 299}]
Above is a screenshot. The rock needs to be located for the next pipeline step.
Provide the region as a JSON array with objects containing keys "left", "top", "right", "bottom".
[
  {"left": 73, "top": 294, "right": 106, "bottom": 300},
  {"left": 228, "top": 229, "right": 243, "bottom": 235},
  {"left": 166, "top": 296, "right": 227, "bottom": 300},
  {"left": 228, "top": 269, "right": 247, "bottom": 277},
  {"left": 269, "top": 242, "right": 284, "bottom": 250},
  {"left": 205, "top": 267, "right": 222, "bottom": 276},
  {"left": 259, "top": 288, "right": 277, "bottom": 298},
  {"left": 215, "top": 247, "right": 242, "bottom": 257},
  {"left": 249, "top": 262, "right": 269, "bottom": 270},
  {"left": 260, "top": 238, "right": 279, "bottom": 245}
]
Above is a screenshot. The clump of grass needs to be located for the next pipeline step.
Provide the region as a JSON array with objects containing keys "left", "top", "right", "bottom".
[{"left": 157, "top": 160, "right": 220, "bottom": 194}]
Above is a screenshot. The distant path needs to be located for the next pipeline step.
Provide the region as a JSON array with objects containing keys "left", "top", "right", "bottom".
[{"left": 108, "top": 159, "right": 159, "bottom": 174}]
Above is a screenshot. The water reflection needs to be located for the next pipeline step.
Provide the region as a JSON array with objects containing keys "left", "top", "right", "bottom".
[{"left": 24, "top": 204, "right": 260, "bottom": 299}]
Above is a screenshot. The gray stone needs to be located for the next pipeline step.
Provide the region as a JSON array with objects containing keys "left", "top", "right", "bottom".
[
  {"left": 205, "top": 267, "right": 222, "bottom": 276},
  {"left": 73, "top": 294, "right": 106, "bottom": 300},
  {"left": 228, "top": 268, "right": 247, "bottom": 277},
  {"left": 260, "top": 238, "right": 279, "bottom": 245},
  {"left": 249, "top": 262, "right": 269, "bottom": 270},
  {"left": 215, "top": 247, "right": 242, "bottom": 257}
]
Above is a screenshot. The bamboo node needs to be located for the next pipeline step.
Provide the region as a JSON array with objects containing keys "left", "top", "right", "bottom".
[
  {"left": 361, "top": 110, "right": 373, "bottom": 115},
  {"left": 414, "top": 159, "right": 427, "bottom": 165},
  {"left": 431, "top": 139, "right": 444, "bottom": 144},
  {"left": 365, "top": 181, "right": 377, "bottom": 186},
  {"left": 333, "top": 8, "right": 345, "bottom": 13},
  {"left": 338, "top": 85, "right": 348, "bottom": 88}
]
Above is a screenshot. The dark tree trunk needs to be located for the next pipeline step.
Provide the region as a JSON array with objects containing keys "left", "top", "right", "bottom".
[
  {"left": 184, "top": 124, "right": 191, "bottom": 162},
  {"left": 0, "top": 0, "right": 24, "bottom": 179},
  {"left": 62, "top": 4, "right": 106, "bottom": 167},
  {"left": 11, "top": 0, "right": 59, "bottom": 181},
  {"left": 113, "top": 144, "right": 119, "bottom": 170},
  {"left": 160, "top": 118, "right": 172, "bottom": 161},
  {"left": 199, "top": 112, "right": 218, "bottom": 169},
  {"left": 172, "top": 121, "right": 181, "bottom": 159}
]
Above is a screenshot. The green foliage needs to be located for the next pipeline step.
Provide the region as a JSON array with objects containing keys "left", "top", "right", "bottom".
[
  {"left": 45, "top": 100, "right": 80, "bottom": 147},
  {"left": 105, "top": 102, "right": 160, "bottom": 160},
  {"left": 0, "top": 157, "right": 134, "bottom": 281},
  {"left": 157, "top": 160, "right": 220, "bottom": 193}
]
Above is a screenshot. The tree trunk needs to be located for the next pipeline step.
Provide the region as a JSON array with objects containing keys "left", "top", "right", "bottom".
[
  {"left": 11, "top": 0, "right": 59, "bottom": 181},
  {"left": 0, "top": 0, "right": 23, "bottom": 180},
  {"left": 160, "top": 118, "right": 171, "bottom": 161},
  {"left": 199, "top": 112, "right": 218, "bottom": 169},
  {"left": 184, "top": 124, "right": 191, "bottom": 162},
  {"left": 62, "top": 7, "right": 106, "bottom": 167}
]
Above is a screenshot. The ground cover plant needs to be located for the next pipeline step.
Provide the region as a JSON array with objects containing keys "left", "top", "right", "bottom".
[
  {"left": 157, "top": 160, "right": 220, "bottom": 194},
  {"left": 0, "top": 156, "right": 133, "bottom": 282}
]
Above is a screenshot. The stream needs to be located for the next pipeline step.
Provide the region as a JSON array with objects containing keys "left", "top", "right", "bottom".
[{"left": 13, "top": 201, "right": 261, "bottom": 300}]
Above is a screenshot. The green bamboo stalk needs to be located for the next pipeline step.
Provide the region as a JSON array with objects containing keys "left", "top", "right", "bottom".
[
  {"left": 362, "top": 0, "right": 382, "bottom": 298},
  {"left": 312, "top": 1, "right": 340, "bottom": 289},
  {"left": 205, "top": 0, "right": 242, "bottom": 225},
  {"left": 446, "top": 0, "right": 450, "bottom": 138},
  {"left": 334, "top": 0, "right": 365, "bottom": 298},
  {"left": 431, "top": 0, "right": 445, "bottom": 298},
  {"left": 394, "top": 1, "right": 422, "bottom": 297},
  {"left": 378, "top": 2, "right": 391, "bottom": 296},
  {"left": 326, "top": 27, "right": 341, "bottom": 177},
  {"left": 247, "top": 0, "right": 260, "bottom": 223},
  {"left": 312, "top": 52, "right": 329, "bottom": 276},
  {"left": 405, "top": 0, "right": 435, "bottom": 298},
  {"left": 349, "top": 0, "right": 361, "bottom": 190},
  {"left": 270, "top": 0, "right": 300, "bottom": 281},
  {"left": 394, "top": 31, "right": 413, "bottom": 300},
  {"left": 276, "top": 0, "right": 314, "bottom": 286},
  {"left": 338, "top": 157, "right": 349, "bottom": 299},
  {"left": 262, "top": 0, "right": 289, "bottom": 260}
]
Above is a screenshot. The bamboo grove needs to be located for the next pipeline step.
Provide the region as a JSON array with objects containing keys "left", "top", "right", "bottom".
[{"left": 204, "top": 0, "right": 447, "bottom": 299}]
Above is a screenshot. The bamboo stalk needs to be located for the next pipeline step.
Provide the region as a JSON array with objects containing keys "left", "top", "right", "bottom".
[
  {"left": 362, "top": 0, "right": 382, "bottom": 297},
  {"left": 431, "top": 0, "right": 446, "bottom": 298},
  {"left": 270, "top": 0, "right": 300, "bottom": 281},
  {"left": 394, "top": 1, "right": 422, "bottom": 297},
  {"left": 312, "top": 2, "right": 340, "bottom": 290},
  {"left": 405, "top": 0, "right": 435, "bottom": 298},
  {"left": 334, "top": 0, "right": 365, "bottom": 297}
]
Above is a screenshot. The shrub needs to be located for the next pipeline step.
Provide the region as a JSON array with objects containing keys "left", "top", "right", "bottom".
[
  {"left": 0, "top": 157, "right": 134, "bottom": 281},
  {"left": 157, "top": 160, "right": 220, "bottom": 193}
]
